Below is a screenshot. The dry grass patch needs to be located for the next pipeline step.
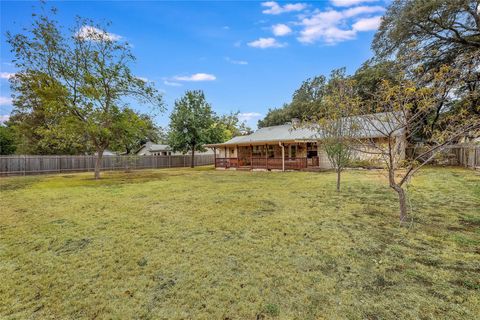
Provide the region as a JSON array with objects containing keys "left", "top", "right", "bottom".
[{"left": 0, "top": 167, "right": 479, "bottom": 319}]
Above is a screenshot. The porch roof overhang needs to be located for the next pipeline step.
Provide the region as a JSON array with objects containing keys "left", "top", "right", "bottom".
[{"left": 205, "top": 139, "right": 317, "bottom": 148}]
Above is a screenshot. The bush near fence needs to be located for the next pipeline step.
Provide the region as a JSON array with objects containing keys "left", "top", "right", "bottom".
[{"left": 0, "top": 154, "right": 214, "bottom": 176}]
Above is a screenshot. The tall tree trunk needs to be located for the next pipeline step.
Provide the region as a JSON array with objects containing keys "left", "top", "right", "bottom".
[
  {"left": 336, "top": 168, "right": 341, "bottom": 192},
  {"left": 190, "top": 146, "right": 195, "bottom": 168},
  {"left": 392, "top": 184, "right": 408, "bottom": 224},
  {"left": 94, "top": 149, "right": 104, "bottom": 180}
]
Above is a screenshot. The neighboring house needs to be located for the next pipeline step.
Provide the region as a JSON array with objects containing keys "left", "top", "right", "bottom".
[
  {"left": 136, "top": 141, "right": 215, "bottom": 156},
  {"left": 93, "top": 149, "right": 118, "bottom": 156},
  {"left": 206, "top": 113, "right": 406, "bottom": 171},
  {"left": 136, "top": 142, "right": 176, "bottom": 156}
]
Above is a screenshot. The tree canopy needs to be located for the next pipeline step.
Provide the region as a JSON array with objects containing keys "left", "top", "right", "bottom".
[
  {"left": 168, "top": 90, "right": 223, "bottom": 167},
  {"left": 258, "top": 76, "right": 327, "bottom": 128},
  {"left": 373, "top": 0, "right": 480, "bottom": 118},
  {"left": 7, "top": 7, "right": 164, "bottom": 178}
]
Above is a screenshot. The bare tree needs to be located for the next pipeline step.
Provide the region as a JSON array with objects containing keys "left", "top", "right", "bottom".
[
  {"left": 312, "top": 71, "right": 360, "bottom": 192},
  {"left": 354, "top": 67, "right": 480, "bottom": 224}
]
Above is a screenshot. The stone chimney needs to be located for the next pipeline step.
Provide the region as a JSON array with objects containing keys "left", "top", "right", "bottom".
[{"left": 291, "top": 118, "right": 301, "bottom": 128}]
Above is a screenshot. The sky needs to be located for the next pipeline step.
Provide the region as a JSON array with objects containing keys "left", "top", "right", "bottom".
[{"left": 0, "top": 0, "right": 389, "bottom": 129}]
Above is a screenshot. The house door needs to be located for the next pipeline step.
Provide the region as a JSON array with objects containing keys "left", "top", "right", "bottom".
[{"left": 238, "top": 146, "right": 251, "bottom": 167}]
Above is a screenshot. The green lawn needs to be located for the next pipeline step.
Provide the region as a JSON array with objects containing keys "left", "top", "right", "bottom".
[{"left": 0, "top": 167, "right": 479, "bottom": 319}]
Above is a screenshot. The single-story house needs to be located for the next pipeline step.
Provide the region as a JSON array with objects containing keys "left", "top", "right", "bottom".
[
  {"left": 136, "top": 141, "right": 215, "bottom": 156},
  {"left": 136, "top": 142, "right": 177, "bottom": 156},
  {"left": 206, "top": 113, "right": 406, "bottom": 171}
]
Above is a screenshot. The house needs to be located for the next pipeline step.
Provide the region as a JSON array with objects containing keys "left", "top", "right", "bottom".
[
  {"left": 136, "top": 141, "right": 215, "bottom": 156},
  {"left": 206, "top": 113, "right": 406, "bottom": 171},
  {"left": 93, "top": 149, "right": 118, "bottom": 156},
  {"left": 136, "top": 142, "right": 177, "bottom": 156}
]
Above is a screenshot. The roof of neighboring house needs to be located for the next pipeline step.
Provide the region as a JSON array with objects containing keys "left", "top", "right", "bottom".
[
  {"left": 147, "top": 144, "right": 172, "bottom": 152},
  {"left": 206, "top": 112, "right": 404, "bottom": 147},
  {"left": 138, "top": 142, "right": 172, "bottom": 153}
]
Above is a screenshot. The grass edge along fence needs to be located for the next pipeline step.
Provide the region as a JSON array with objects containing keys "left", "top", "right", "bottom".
[
  {"left": 0, "top": 154, "right": 214, "bottom": 176},
  {"left": 406, "top": 144, "right": 479, "bottom": 169}
]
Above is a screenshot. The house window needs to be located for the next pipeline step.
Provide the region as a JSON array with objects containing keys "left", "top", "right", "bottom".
[
  {"left": 267, "top": 145, "right": 275, "bottom": 158},
  {"left": 290, "top": 145, "right": 297, "bottom": 158},
  {"left": 252, "top": 146, "right": 262, "bottom": 156}
]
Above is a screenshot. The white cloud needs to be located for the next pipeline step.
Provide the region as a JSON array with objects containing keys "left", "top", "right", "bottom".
[
  {"left": 352, "top": 16, "right": 383, "bottom": 31},
  {"left": 0, "top": 96, "right": 12, "bottom": 105},
  {"left": 238, "top": 112, "right": 262, "bottom": 121},
  {"left": 0, "top": 115, "right": 10, "bottom": 123},
  {"left": 233, "top": 40, "right": 242, "bottom": 47},
  {"left": 164, "top": 80, "right": 182, "bottom": 87},
  {"left": 136, "top": 76, "right": 148, "bottom": 82},
  {"left": 172, "top": 73, "right": 216, "bottom": 81},
  {"left": 297, "top": 5, "right": 385, "bottom": 44},
  {"left": 330, "top": 0, "right": 378, "bottom": 7},
  {"left": 225, "top": 57, "right": 248, "bottom": 65},
  {"left": 343, "top": 5, "right": 385, "bottom": 17},
  {"left": 76, "top": 25, "right": 122, "bottom": 41},
  {"left": 0, "top": 72, "right": 15, "bottom": 80},
  {"left": 272, "top": 24, "right": 292, "bottom": 36},
  {"left": 248, "top": 37, "right": 286, "bottom": 48},
  {"left": 261, "top": 1, "right": 307, "bottom": 15}
]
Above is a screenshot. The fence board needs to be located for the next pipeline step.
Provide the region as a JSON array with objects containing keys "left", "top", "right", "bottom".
[
  {"left": 406, "top": 145, "right": 479, "bottom": 169},
  {"left": 0, "top": 154, "right": 214, "bottom": 176}
]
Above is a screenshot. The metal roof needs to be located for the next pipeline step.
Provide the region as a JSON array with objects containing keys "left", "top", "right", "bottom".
[{"left": 207, "top": 112, "right": 404, "bottom": 147}]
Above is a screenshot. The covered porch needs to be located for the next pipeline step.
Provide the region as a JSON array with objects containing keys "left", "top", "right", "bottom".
[{"left": 212, "top": 142, "right": 321, "bottom": 171}]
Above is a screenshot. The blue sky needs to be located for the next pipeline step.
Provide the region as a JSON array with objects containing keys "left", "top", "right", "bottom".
[{"left": 1, "top": 0, "right": 388, "bottom": 128}]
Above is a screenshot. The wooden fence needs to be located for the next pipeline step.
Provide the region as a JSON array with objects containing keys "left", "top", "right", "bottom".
[
  {"left": 0, "top": 154, "right": 214, "bottom": 176},
  {"left": 406, "top": 145, "right": 480, "bottom": 169}
]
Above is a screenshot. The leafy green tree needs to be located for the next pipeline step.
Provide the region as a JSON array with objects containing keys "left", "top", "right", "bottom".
[
  {"left": 352, "top": 60, "right": 401, "bottom": 104},
  {"left": 109, "top": 111, "right": 160, "bottom": 154},
  {"left": 373, "top": 0, "right": 480, "bottom": 66},
  {"left": 257, "top": 104, "right": 290, "bottom": 128},
  {"left": 168, "top": 90, "right": 221, "bottom": 167},
  {"left": 7, "top": 7, "right": 164, "bottom": 178},
  {"left": 0, "top": 123, "right": 17, "bottom": 155},
  {"left": 258, "top": 76, "right": 327, "bottom": 128},
  {"left": 373, "top": 0, "right": 480, "bottom": 117},
  {"left": 216, "top": 112, "right": 252, "bottom": 140}
]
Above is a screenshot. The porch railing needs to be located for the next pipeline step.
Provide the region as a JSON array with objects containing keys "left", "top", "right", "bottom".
[
  {"left": 215, "top": 157, "right": 316, "bottom": 170},
  {"left": 215, "top": 157, "right": 238, "bottom": 168}
]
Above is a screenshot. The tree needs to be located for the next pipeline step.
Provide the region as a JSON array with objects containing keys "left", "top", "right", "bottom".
[
  {"left": 373, "top": 0, "right": 480, "bottom": 66},
  {"left": 216, "top": 112, "right": 252, "bottom": 140},
  {"left": 0, "top": 124, "right": 17, "bottom": 155},
  {"left": 373, "top": 0, "right": 480, "bottom": 118},
  {"left": 352, "top": 60, "right": 401, "bottom": 104},
  {"left": 314, "top": 69, "right": 360, "bottom": 192},
  {"left": 7, "top": 7, "right": 164, "bottom": 178},
  {"left": 258, "top": 76, "right": 327, "bottom": 128},
  {"left": 257, "top": 104, "right": 290, "bottom": 128},
  {"left": 109, "top": 111, "right": 160, "bottom": 154},
  {"left": 354, "top": 67, "right": 480, "bottom": 224},
  {"left": 168, "top": 90, "right": 221, "bottom": 168}
]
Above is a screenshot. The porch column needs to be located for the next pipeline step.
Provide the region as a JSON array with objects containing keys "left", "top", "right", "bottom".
[
  {"left": 224, "top": 146, "right": 227, "bottom": 168},
  {"left": 235, "top": 145, "right": 238, "bottom": 168},
  {"left": 281, "top": 142, "right": 285, "bottom": 171},
  {"left": 265, "top": 144, "right": 268, "bottom": 169},
  {"left": 213, "top": 147, "right": 217, "bottom": 168},
  {"left": 250, "top": 145, "right": 253, "bottom": 169}
]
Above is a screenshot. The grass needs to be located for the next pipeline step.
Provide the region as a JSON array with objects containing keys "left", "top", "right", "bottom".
[{"left": 0, "top": 166, "right": 479, "bottom": 319}]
